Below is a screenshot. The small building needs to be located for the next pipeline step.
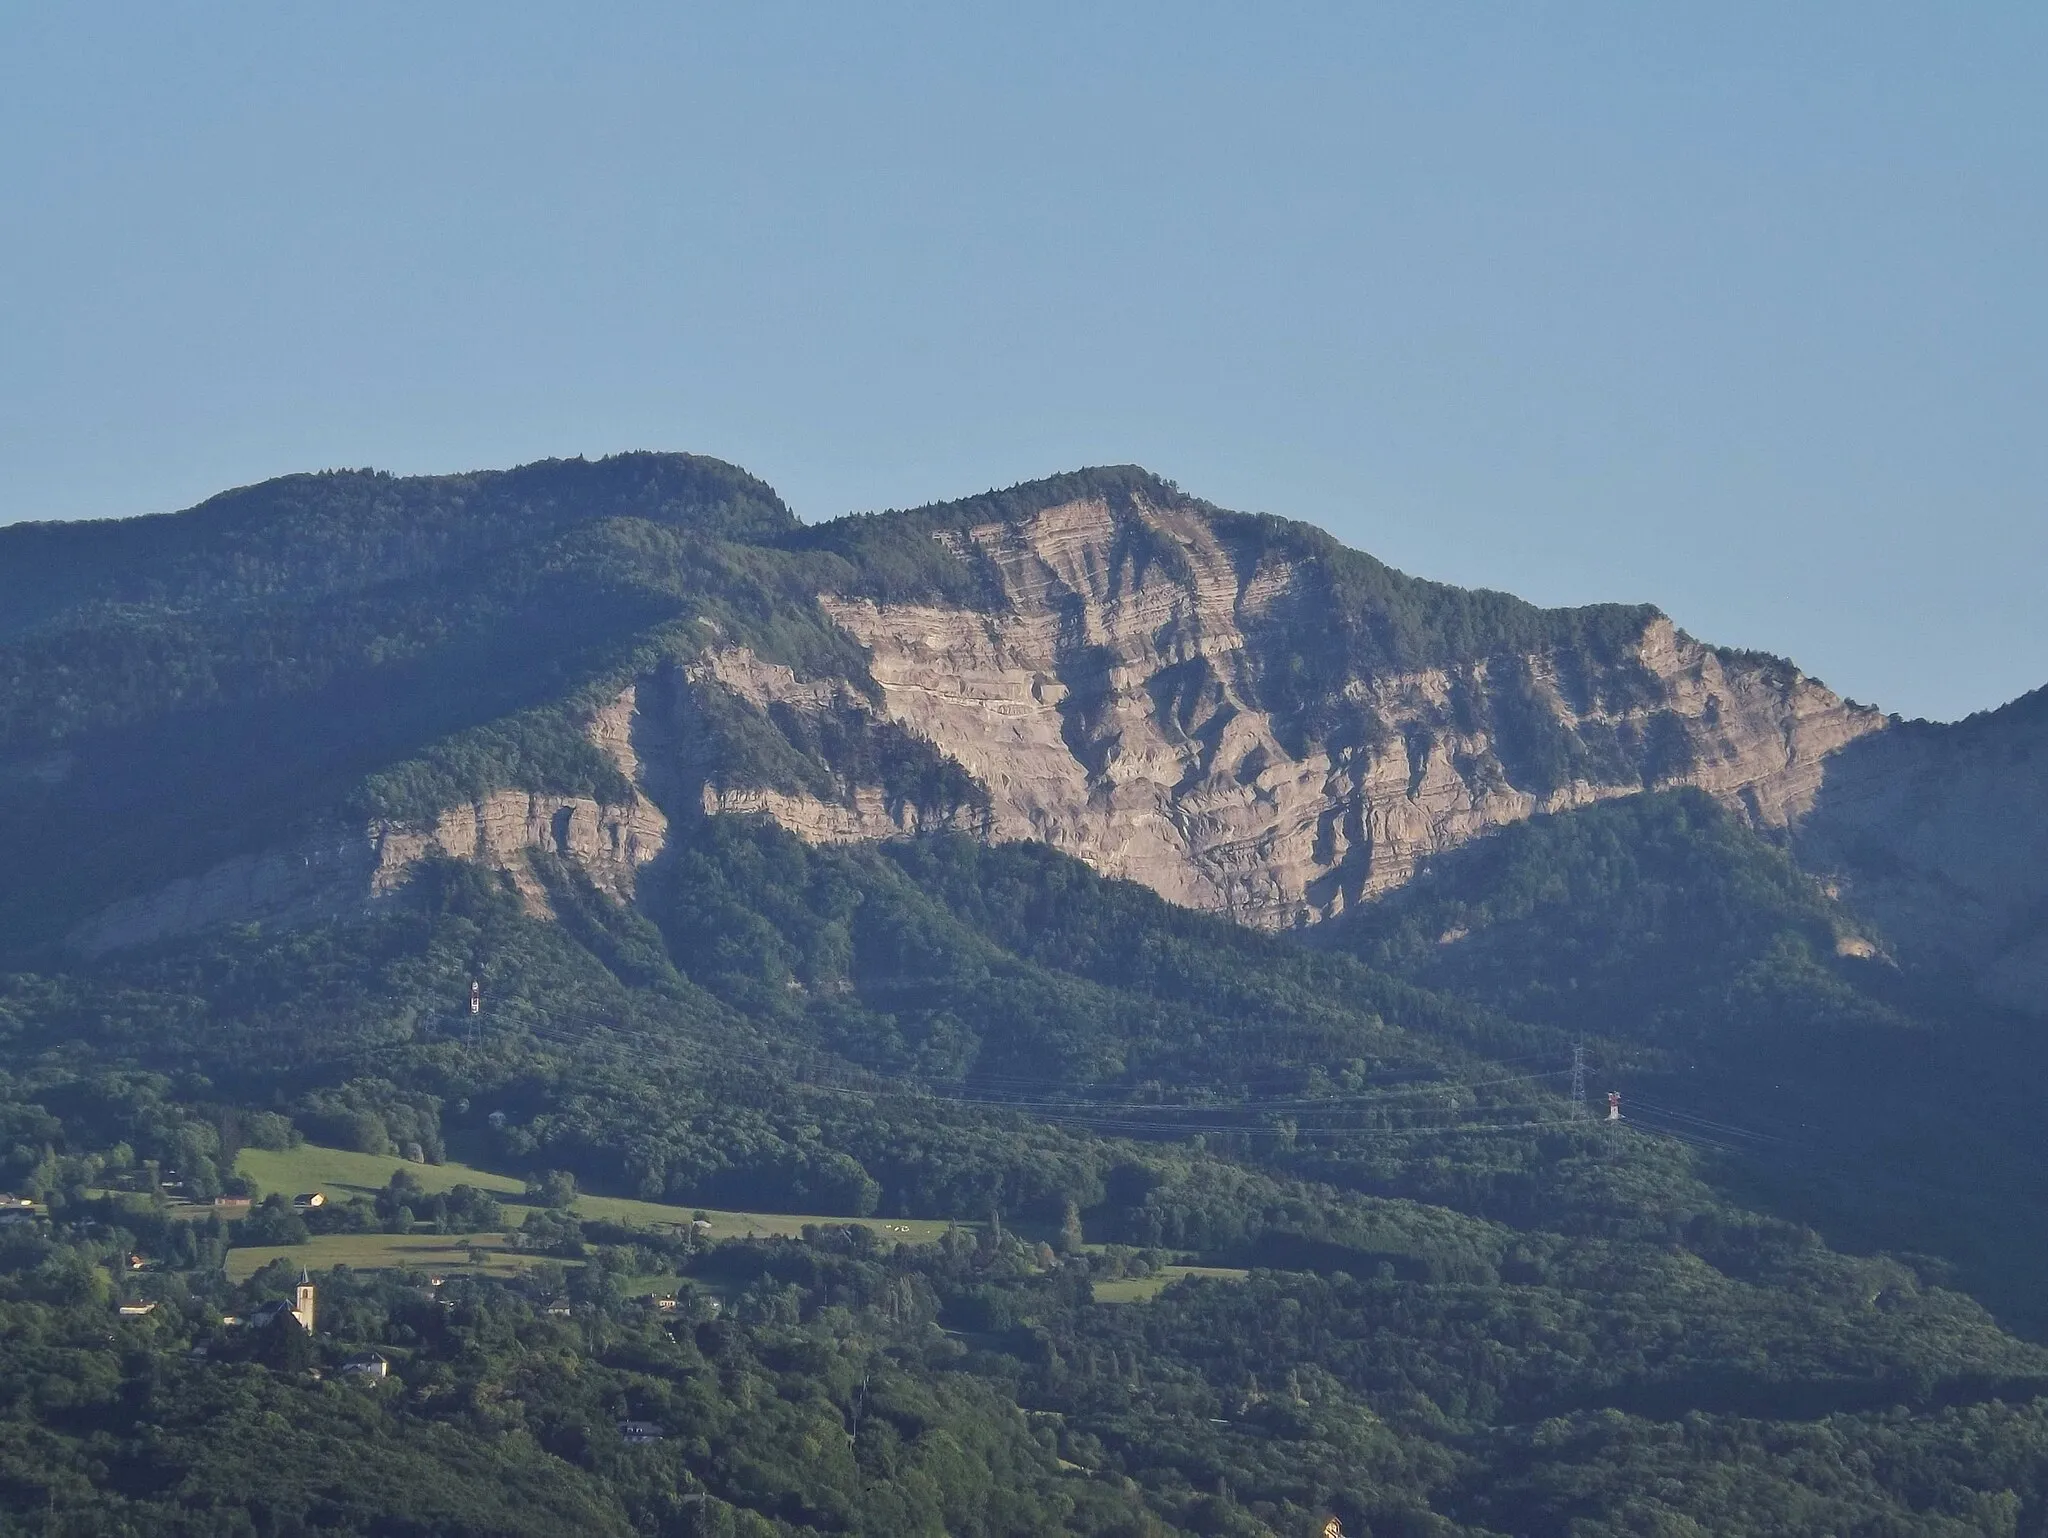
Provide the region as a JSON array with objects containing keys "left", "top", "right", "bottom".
[
  {"left": 291, "top": 1192, "right": 327, "bottom": 1211},
  {"left": 0, "top": 1195, "right": 34, "bottom": 1211},
  {"left": 213, "top": 1195, "right": 252, "bottom": 1210},
  {"left": 618, "top": 1421, "right": 666, "bottom": 1444},
  {"left": 341, "top": 1352, "right": 390, "bottom": 1380},
  {"left": 116, "top": 1301, "right": 158, "bottom": 1317},
  {"left": 245, "top": 1271, "right": 316, "bottom": 1333},
  {"left": 639, "top": 1293, "right": 679, "bottom": 1311}
]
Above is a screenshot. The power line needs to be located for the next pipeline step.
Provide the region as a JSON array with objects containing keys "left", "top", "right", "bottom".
[
  {"left": 356, "top": 979, "right": 1569, "bottom": 1113},
  {"left": 466, "top": 1008, "right": 1586, "bottom": 1145},
  {"left": 266, "top": 975, "right": 1605, "bottom": 1149},
  {"left": 497, "top": 1000, "right": 1567, "bottom": 1110}
]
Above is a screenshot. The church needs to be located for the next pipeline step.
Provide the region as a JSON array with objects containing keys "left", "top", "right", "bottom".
[{"left": 245, "top": 1271, "right": 315, "bottom": 1333}]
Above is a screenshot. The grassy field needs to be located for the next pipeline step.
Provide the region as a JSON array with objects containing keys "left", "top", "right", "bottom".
[
  {"left": 226, "top": 1231, "right": 537, "bottom": 1284},
  {"left": 238, "top": 1142, "right": 954, "bottom": 1251},
  {"left": 229, "top": 1145, "right": 1239, "bottom": 1297},
  {"left": 241, "top": 1143, "right": 524, "bottom": 1204},
  {"left": 1091, "top": 1266, "right": 1249, "bottom": 1304}
]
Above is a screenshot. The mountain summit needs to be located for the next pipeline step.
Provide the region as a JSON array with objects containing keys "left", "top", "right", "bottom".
[{"left": 2, "top": 452, "right": 2039, "bottom": 1010}]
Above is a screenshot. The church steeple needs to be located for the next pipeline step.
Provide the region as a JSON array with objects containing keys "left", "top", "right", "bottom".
[{"left": 293, "top": 1269, "right": 316, "bottom": 1334}]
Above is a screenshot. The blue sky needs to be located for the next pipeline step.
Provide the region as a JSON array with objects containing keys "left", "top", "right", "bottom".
[{"left": 3, "top": 4, "right": 2042, "bottom": 720}]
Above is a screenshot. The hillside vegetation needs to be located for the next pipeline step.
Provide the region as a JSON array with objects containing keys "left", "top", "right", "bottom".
[
  {"left": 2, "top": 808, "right": 2047, "bottom": 1534},
  {"left": 0, "top": 454, "right": 1663, "bottom": 950},
  {"left": 3, "top": 456, "right": 2047, "bottom": 1534}
]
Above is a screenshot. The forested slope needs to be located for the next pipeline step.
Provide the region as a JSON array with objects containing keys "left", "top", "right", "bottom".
[
  {"left": 1323, "top": 788, "right": 2048, "bottom": 1336},
  {"left": 4, "top": 454, "right": 2048, "bottom": 1533},
  {"left": 5, "top": 815, "right": 2048, "bottom": 1534}
]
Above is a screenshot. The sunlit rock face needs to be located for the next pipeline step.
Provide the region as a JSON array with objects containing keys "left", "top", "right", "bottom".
[
  {"left": 73, "top": 485, "right": 1888, "bottom": 952},
  {"left": 95, "top": 468, "right": 2048, "bottom": 1025},
  {"left": 783, "top": 493, "right": 1878, "bottom": 929}
]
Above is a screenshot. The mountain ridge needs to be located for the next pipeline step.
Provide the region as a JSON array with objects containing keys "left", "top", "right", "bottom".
[
  {"left": 10, "top": 454, "right": 2048, "bottom": 1536},
  {"left": 4, "top": 451, "right": 2036, "bottom": 1015}
]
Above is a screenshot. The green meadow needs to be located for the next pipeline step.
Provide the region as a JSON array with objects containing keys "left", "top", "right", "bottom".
[{"left": 233, "top": 1140, "right": 953, "bottom": 1282}]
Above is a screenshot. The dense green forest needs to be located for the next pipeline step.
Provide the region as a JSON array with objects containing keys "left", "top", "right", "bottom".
[
  {"left": 1321, "top": 789, "right": 2048, "bottom": 1336},
  {"left": 3, "top": 812, "right": 2048, "bottom": 1534},
  {"left": 5, "top": 455, "right": 2048, "bottom": 1533}
]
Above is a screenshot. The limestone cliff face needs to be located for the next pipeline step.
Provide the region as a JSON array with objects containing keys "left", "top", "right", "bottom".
[
  {"left": 367, "top": 782, "right": 668, "bottom": 915},
  {"left": 69, "top": 695, "right": 668, "bottom": 954},
  {"left": 772, "top": 493, "right": 1880, "bottom": 928},
  {"left": 65, "top": 482, "right": 1904, "bottom": 954},
  {"left": 623, "top": 651, "right": 991, "bottom": 844},
  {"left": 70, "top": 489, "right": 1887, "bottom": 948},
  {"left": 38, "top": 455, "right": 2046, "bottom": 1026}
]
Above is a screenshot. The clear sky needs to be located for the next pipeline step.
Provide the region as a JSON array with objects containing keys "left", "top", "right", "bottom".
[{"left": 3, "top": 5, "right": 2042, "bottom": 721}]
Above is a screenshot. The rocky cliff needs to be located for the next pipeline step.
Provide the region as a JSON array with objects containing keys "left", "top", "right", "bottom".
[
  {"left": 67, "top": 689, "right": 669, "bottom": 954},
  {"left": 789, "top": 490, "right": 1881, "bottom": 928},
  {"left": 29, "top": 457, "right": 2036, "bottom": 1007},
  {"left": 71, "top": 781, "right": 668, "bottom": 955}
]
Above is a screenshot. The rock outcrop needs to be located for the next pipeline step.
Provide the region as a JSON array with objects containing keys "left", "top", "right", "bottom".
[
  {"left": 79, "top": 473, "right": 2048, "bottom": 996},
  {"left": 70, "top": 694, "right": 668, "bottom": 954},
  {"left": 67, "top": 485, "right": 1893, "bottom": 950},
  {"left": 778, "top": 493, "right": 1882, "bottom": 927}
]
